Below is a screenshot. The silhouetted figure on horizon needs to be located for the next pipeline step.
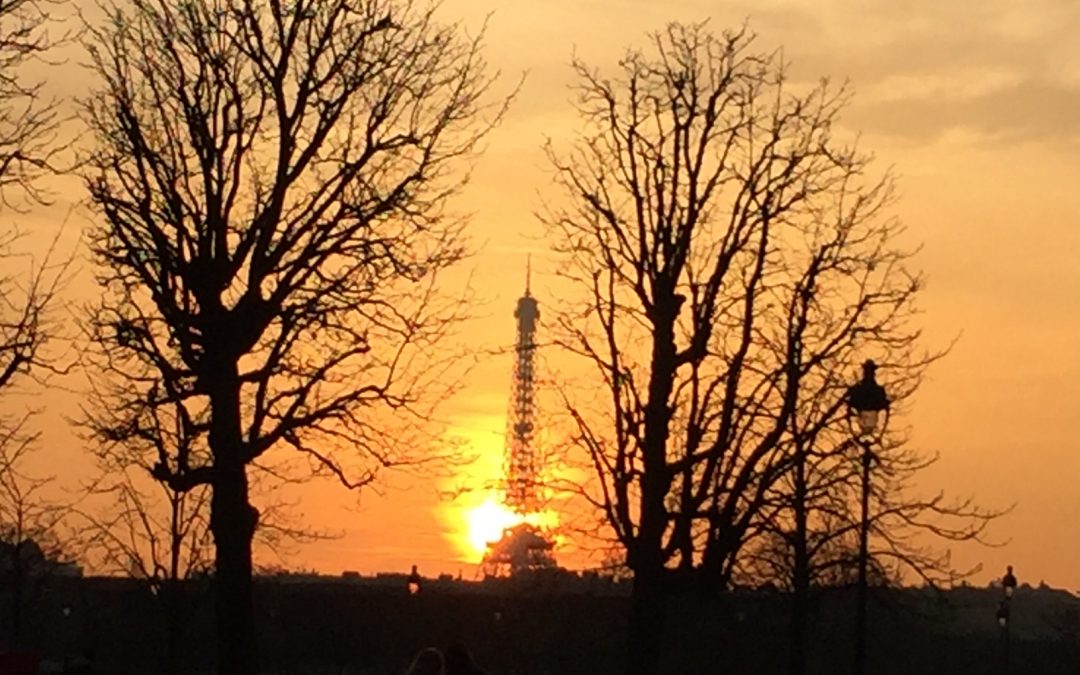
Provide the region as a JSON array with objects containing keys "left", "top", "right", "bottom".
[
  {"left": 408, "top": 564, "right": 422, "bottom": 595},
  {"left": 444, "top": 643, "right": 486, "bottom": 675},
  {"left": 404, "top": 647, "right": 444, "bottom": 675},
  {"left": 1003, "top": 564, "right": 1017, "bottom": 598}
]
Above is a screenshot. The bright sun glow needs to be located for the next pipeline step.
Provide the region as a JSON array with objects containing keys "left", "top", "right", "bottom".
[
  {"left": 464, "top": 498, "right": 525, "bottom": 557},
  {"left": 460, "top": 497, "right": 562, "bottom": 561},
  {"left": 440, "top": 422, "right": 565, "bottom": 564}
]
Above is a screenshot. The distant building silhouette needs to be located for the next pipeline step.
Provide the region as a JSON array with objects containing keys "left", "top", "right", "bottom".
[{"left": 482, "top": 523, "right": 555, "bottom": 577}]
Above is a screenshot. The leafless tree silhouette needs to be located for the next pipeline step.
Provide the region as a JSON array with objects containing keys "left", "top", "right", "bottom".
[
  {"left": 76, "top": 427, "right": 211, "bottom": 675},
  {"left": 0, "top": 415, "right": 68, "bottom": 648},
  {"left": 76, "top": 438, "right": 331, "bottom": 674},
  {"left": 542, "top": 22, "right": 991, "bottom": 675},
  {"left": 78, "top": 0, "right": 509, "bottom": 671},
  {"left": 0, "top": 0, "right": 66, "bottom": 210},
  {"left": 736, "top": 393, "right": 1001, "bottom": 675},
  {"left": 0, "top": 0, "right": 73, "bottom": 651},
  {"left": 741, "top": 433, "right": 1001, "bottom": 589}
]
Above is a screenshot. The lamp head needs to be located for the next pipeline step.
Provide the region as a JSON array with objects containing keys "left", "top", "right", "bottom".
[{"left": 847, "top": 360, "right": 889, "bottom": 437}]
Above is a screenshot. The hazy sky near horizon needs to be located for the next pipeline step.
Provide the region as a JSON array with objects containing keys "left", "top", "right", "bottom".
[{"left": 11, "top": 0, "right": 1080, "bottom": 587}]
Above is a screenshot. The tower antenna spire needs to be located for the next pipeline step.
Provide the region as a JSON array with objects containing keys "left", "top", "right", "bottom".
[{"left": 525, "top": 254, "right": 532, "bottom": 295}]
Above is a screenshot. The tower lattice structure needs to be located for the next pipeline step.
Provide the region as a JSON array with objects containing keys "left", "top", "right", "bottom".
[
  {"left": 482, "top": 262, "right": 555, "bottom": 577},
  {"left": 505, "top": 267, "right": 540, "bottom": 514}
]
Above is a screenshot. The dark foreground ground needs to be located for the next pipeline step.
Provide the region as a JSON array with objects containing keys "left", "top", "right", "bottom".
[{"left": 2, "top": 574, "right": 1078, "bottom": 674}]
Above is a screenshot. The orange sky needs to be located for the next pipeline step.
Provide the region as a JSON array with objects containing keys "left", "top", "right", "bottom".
[{"left": 10, "top": 0, "right": 1080, "bottom": 589}]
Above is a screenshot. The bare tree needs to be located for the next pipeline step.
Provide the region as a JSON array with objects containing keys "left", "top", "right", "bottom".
[
  {"left": 0, "top": 229, "right": 71, "bottom": 651},
  {"left": 77, "top": 452, "right": 329, "bottom": 674},
  {"left": 735, "top": 388, "right": 1000, "bottom": 675},
  {"left": 0, "top": 415, "right": 68, "bottom": 648},
  {"left": 543, "top": 22, "right": 956, "bottom": 675},
  {"left": 0, "top": 0, "right": 73, "bottom": 652},
  {"left": 0, "top": 234, "right": 69, "bottom": 655},
  {"left": 77, "top": 463, "right": 212, "bottom": 673},
  {"left": 0, "top": 0, "right": 66, "bottom": 209},
  {"left": 77, "top": 0, "right": 509, "bottom": 671},
  {"left": 742, "top": 433, "right": 1000, "bottom": 586}
]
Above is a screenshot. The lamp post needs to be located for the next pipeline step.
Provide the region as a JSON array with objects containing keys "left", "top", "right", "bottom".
[{"left": 846, "top": 360, "right": 889, "bottom": 675}]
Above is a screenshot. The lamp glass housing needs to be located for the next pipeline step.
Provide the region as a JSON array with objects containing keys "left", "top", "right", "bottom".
[{"left": 857, "top": 410, "right": 880, "bottom": 436}]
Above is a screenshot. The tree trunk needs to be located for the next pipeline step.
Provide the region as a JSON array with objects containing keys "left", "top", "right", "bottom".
[
  {"left": 627, "top": 565, "right": 666, "bottom": 675},
  {"left": 208, "top": 358, "right": 258, "bottom": 675},
  {"left": 166, "top": 497, "right": 183, "bottom": 675},
  {"left": 672, "top": 465, "right": 696, "bottom": 574},
  {"left": 211, "top": 464, "right": 257, "bottom": 675},
  {"left": 626, "top": 291, "right": 679, "bottom": 675},
  {"left": 11, "top": 544, "right": 23, "bottom": 649},
  {"left": 627, "top": 504, "right": 669, "bottom": 675},
  {"left": 700, "top": 514, "right": 732, "bottom": 589},
  {"left": 790, "top": 452, "right": 809, "bottom": 675},
  {"left": 162, "top": 580, "right": 182, "bottom": 675}
]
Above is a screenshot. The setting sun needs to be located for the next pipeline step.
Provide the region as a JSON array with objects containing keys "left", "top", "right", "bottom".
[
  {"left": 463, "top": 498, "right": 524, "bottom": 558},
  {"left": 457, "top": 495, "right": 563, "bottom": 563}
]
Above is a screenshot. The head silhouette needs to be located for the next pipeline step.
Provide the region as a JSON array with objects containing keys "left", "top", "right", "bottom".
[
  {"left": 405, "top": 647, "right": 444, "bottom": 675},
  {"left": 443, "top": 642, "right": 485, "bottom": 675}
]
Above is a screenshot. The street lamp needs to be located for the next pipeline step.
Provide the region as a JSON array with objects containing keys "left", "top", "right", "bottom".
[{"left": 846, "top": 360, "right": 889, "bottom": 675}]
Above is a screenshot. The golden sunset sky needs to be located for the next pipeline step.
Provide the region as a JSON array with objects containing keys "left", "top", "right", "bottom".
[{"left": 14, "top": 0, "right": 1080, "bottom": 588}]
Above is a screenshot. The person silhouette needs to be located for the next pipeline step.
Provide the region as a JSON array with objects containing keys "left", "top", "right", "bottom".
[
  {"left": 443, "top": 643, "right": 486, "bottom": 675},
  {"left": 1003, "top": 564, "right": 1017, "bottom": 597},
  {"left": 407, "top": 564, "right": 422, "bottom": 595},
  {"left": 404, "top": 647, "right": 444, "bottom": 675}
]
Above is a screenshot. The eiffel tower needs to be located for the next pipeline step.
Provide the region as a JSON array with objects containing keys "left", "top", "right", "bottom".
[{"left": 481, "top": 260, "right": 555, "bottom": 577}]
